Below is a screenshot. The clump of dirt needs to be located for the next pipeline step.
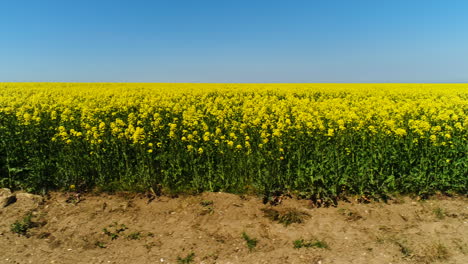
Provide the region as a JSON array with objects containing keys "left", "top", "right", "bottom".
[{"left": 0, "top": 190, "right": 467, "bottom": 264}]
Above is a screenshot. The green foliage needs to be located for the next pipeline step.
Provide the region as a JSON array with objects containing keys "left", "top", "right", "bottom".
[
  {"left": 177, "top": 252, "right": 195, "bottom": 264},
  {"left": 1, "top": 121, "right": 466, "bottom": 198},
  {"left": 0, "top": 84, "right": 466, "bottom": 199},
  {"left": 95, "top": 241, "right": 107, "bottom": 248},
  {"left": 126, "top": 232, "right": 141, "bottom": 240},
  {"left": 102, "top": 222, "right": 128, "bottom": 240},
  {"left": 433, "top": 207, "right": 446, "bottom": 220},
  {"left": 293, "top": 238, "right": 329, "bottom": 249},
  {"left": 200, "top": 200, "right": 214, "bottom": 206},
  {"left": 11, "top": 213, "right": 34, "bottom": 236},
  {"left": 199, "top": 200, "right": 215, "bottom": 215},
  {"left": 242, "top": 232, "right": 258, "bottom": 251},
  {"left": 395, "top": 241, "right": 412, "bottom": 257}
]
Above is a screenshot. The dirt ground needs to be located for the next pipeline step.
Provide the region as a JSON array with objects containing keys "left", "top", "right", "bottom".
[{"left": 0, "top": 189, "right": 467, "bottom": 264}]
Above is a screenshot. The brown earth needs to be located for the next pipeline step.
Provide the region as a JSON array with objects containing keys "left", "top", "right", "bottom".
[{"left": 0, "top": 188, "right": 467, "bottom": 264}]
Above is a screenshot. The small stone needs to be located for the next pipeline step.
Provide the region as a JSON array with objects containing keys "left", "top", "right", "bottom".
[
  {"left": 0, "top": 188, "right": 12, "bottom": 196},
  {"left": 14, "top": 192, "right": 44, "bottom": 210},
  {"left": 0, "top": 188, "right": 15, "bottom": 207},
  {"left": 16, "top": 192, "right": 43, "bottom": 203}
]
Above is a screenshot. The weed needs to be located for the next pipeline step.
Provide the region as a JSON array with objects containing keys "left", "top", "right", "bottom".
[
  {"left": 433, "top": 207, "right": 445, "bottom": 220},
  {"left": 416, "top": 242, "right": 450, "bottom": 263},
  {"left": 200, "top": 200, "right": 214, "bottom": 206},
  {"left": 37, "top": 232, "right": 51, "bottom": 239},
  {"left": 377, "top": 235, "right": 413, "bottom": 257},
  {"left": 126, "top": 232, "right": 141, "bottom": 240},
  {"left": 177, "top": 252, "right": 195, "bottom": 264},
  {"left": 202, "top": 252, "right": 219, "bottom": 261},
  {"left": 10, "top": 213, "right": 34, "bottom": 236},
  {"left": 431, "top": 243, "right": 450, "bottom": 261},
  {"left": 65, "top": 193, "right": 82, "bottom": 205},
  {"left": 103, "top": 228, "right": 119, "bottom": 240},
  {"left": 293, "top": 239, "right": 305, "bottom": 249},
  {"left": 95, "top": 241, "right": 106, "bottom": 248},
  {"left": 102, "top": 222, "right": 128, "bottom": 240},
  {"left": 242, "top": 232, "right": 258, "bottom": 251},
  {"left": 199, "top": 200, "right": 215, "bottom": 215},
  {"left": 395, "top": 241, "right": 412, "bottom": 257},
  {"left": 434, "top": 243, "right": 450, "bottom": 260},
  {"left": 144, "top": 242, "right": 158, "bottom": 250},
  {"left": 452, "top": 238, "right": 467, "bottom": 254},
  {"left": 376, "top": 236, "right": 386, "bottom": 244},
  {"left": 113, "top": 223, "right": 128, "bottom": 233},
  {"left": 338, "top": 208, "right": 362, "bottom": 221},
  {"left": 201, "top": 206, "right": 214, "bottom": 215},
  {"left": 262, "top": 208, "right": 309, "bottom": 226},
  {"left": 293, "top": 238, "right": 329, "bottom": 249}
]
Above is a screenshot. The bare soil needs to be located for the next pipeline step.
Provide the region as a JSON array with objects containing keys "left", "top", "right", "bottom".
[{"left": 1, "top": 189, "right": 467, "bottom": 264}]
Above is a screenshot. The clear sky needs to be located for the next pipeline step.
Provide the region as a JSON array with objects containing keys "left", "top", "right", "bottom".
[{"left": 1, "top": 0, "right": 467, "bottom": 82}]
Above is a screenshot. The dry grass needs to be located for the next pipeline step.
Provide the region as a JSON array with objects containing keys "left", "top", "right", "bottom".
[{"left": 262, "top": 207, "right": 309, "bottom": 226}]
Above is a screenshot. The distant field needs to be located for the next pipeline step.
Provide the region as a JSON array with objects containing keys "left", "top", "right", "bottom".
[{"left": 0, "top": 83, "right": 466, "bottom": 200}]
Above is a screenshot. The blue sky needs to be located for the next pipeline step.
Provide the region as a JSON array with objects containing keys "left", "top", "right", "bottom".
[{"left": 1, "top": 0, "right": 467, "bottom": 82}]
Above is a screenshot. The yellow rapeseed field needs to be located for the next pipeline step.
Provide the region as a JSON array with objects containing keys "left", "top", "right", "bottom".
[{"left": 0, "top": 83, "right": 466, "bottom": 199}]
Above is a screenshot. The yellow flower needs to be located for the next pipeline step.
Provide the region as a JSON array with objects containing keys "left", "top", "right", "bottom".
[
  {"left": 132, "top": 127, "right": 145, "bottom": 143},
  {"left": 99, "top": 121, "right": 106, "bottom": 130},
  {"left": 395, "top": 128, "right": 407, "bottom": 137}
]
